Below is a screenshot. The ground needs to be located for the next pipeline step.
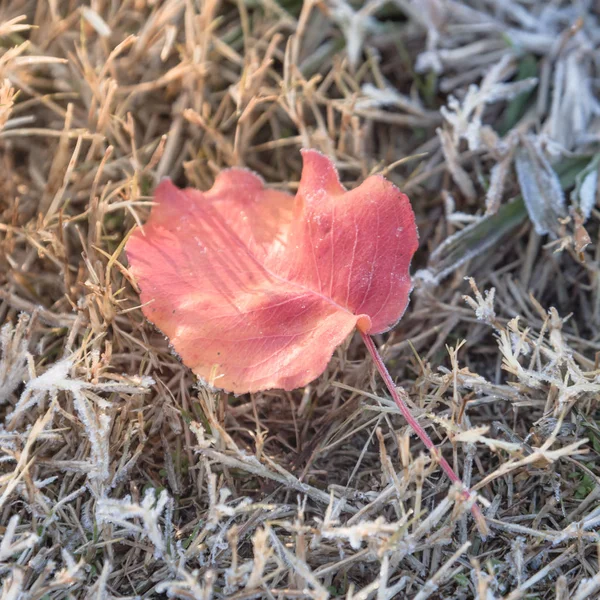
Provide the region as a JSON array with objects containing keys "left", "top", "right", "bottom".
[{"left": 1, "top": 1, "right": 600, "bottom": 599}]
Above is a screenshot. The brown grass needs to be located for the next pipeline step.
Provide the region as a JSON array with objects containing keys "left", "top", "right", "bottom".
[{"left": 1, "top": 1, "right": 600, "bottom": 598}]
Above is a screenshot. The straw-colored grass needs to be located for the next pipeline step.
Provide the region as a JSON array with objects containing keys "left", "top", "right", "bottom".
[{"left": 1, "top": 1, "right": 600, "bottom": 598}]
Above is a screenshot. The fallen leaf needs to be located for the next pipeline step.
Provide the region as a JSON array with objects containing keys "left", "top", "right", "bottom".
[
  {"left": 126, "top": 153, "right": 484, "bottom": 528},
  {"left": 126, "top": 150, "right": 418, "bottom": 393}
]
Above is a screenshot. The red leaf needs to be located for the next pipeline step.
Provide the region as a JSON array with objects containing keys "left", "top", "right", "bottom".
[{"left": 126, "top": 150, "right": 418, "bottom": 393}]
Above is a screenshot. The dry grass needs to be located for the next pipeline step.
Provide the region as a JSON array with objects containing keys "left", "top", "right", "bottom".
[{"left": 1, "top": 1, "right": 600, "bottom": 598}]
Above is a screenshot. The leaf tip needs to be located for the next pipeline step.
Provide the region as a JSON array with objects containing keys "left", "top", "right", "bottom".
[
  {"left": 300, "top": 148, "right": 346, "bottom": 196},
  {"left": 153, "top": 177, "right": 181, "bottom": 206}
]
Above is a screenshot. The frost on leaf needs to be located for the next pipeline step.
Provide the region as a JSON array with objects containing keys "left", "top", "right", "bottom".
[
  {"left": 515, "top": 138, "right": 566, "bottom": 236},
  {"left": 571, "top": 154, "right": 600, "bottom": 223},
  {"left": 126, "top": 150, "right": 418, "bottom": 394}
]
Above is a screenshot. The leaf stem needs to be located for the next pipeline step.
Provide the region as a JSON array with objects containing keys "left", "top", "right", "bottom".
[{"left": 360, "top": 331, "right": 486, "bottom": 532}]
